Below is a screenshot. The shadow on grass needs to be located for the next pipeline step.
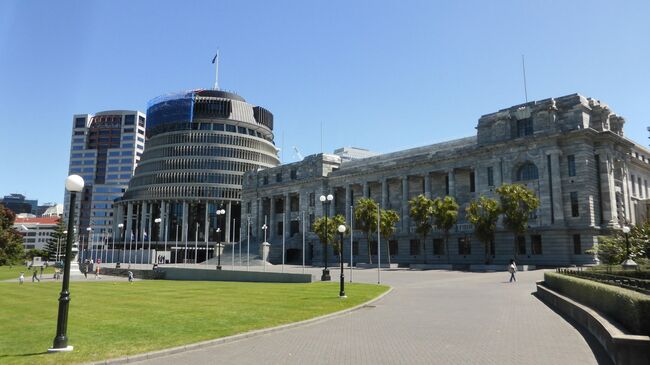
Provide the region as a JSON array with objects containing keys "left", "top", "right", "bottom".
[
  {"left": 0, "top": 351, "right": 49, "bottom": 357},
  {"left": 531, "top": 292, "right": 613, "bottom": 365}
]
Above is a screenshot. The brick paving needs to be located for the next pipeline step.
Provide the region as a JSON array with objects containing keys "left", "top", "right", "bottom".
[{"left": 131, "top": 268, "right": 610, "bottom": 365}]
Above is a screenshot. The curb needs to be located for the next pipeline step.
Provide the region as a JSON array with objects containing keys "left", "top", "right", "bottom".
[{"left": 88, "top": 286, "right": 394, "bottom": 364}]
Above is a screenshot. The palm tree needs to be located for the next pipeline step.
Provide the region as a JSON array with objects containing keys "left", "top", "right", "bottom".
[
  {"left": 431, "top": 196, "right": 459, "bottom": 262},
  {"left": 313, "top": 214, "right": 347, "bottom": 266},
  {"left": 379, "top": 209, "right": 400, "bottom": 265},
  {"left": 354, "top": 198, "right": 379, "bottom": 264},
  {"left": 496, "top": 183, "right": 540, "bottom": 259},
  {"left": 409, "top": 194, "right": 434, "bottom": 262},
  {"left": 466, "top": 196, "right": 500, "bottom": 264}
]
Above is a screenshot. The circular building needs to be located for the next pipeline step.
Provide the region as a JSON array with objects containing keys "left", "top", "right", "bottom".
[{"left": 114, "top": 89, "right": 279, "bottom": 263}]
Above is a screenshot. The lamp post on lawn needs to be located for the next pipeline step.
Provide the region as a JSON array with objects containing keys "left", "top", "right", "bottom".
[
  {"left": 262, "top": 223, "right": 268, "bottom": 272},
  {"left": 117, "top": 223, "right": 124, "bottom": 264},
  {"left": 49, "top": 174, "right": 84, "bottom": 352},
  {"left": 319, "top": 194, "right": 333, "bottom": 281},
  {"left": 621, "top": 226, "right": 638, "bottom": 270},
  {"left": 338, "top": 224, "right": 347, "bottom": 298},
  {"left": 154, "top": 218, "right": 162, "bottom": 264},
  {"left": 216, "top": 209, "right": 225, "bottom": 270},
  {"left": 86, "top": 227, "right": 92, "bottom": 262}
]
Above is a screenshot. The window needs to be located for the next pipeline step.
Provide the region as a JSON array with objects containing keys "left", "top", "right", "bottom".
[
  {"left": 122, "top": 143, "right": 134, "bottom": 148},
  {"left": 290, "top": 169, "right": 297, "bottom": 180},
  {"left": 458, "top": 237, "right": 471, "bottom": 255},
  {"left": 433, "top": 238, "right": 444, "bottom": 255},
  {"left": 370, "top": 241, "right": 378, "bottom": 255},
  {"left": 309, "top": 193, "right": 315, "bottom": 207},
  {"left": 631, "top": 174, "right": 636, "bottom": 196},
  {"left": 263, "top": 175, "right": 268, "bottom": 185},
  {"left": 639, "top": 177, "right": 643, "bottom": 198},
  {"left": 353, "top": 241, "right": 359, "bottom": 255},
  {"left": 517, "top": 163, "right": 538, "bottom": 181},
  {"left": 123, "top": 128, "right": 134, "bottom": 133},
  {"left": 276, "top": 221, "right": 283, "bottom": 236},
  {"left": 74, "top": 131, "right": 85, "bottom": 135},
  {"left": 238, "top": 126, "right": 247, "bottom": 134},
  {"left": 567, "top": 155, "right": 576, "bottom": 177},
  {"left": 124, "top": 115, "right": 135, "bottom": 125},
  {"left": 517, "top": 118, "right": 533, "bottom": 137},
  {"left": 517, "top": 236, "right": 526, "bottom": 255},
  {"left": 573, "top": 234, "right": 581, "bottom": 254},
  {"left": 276, "top": 173, "right": 282, "bottom": 183},
  {"left": 122, "top": 135, "right": 134, "bottom": 141},
  {"left": 214, "top": 123, "right": 224, "bottom": 131},
  {"left": 389, "top": 240, "right": 398, "bottom": 256},
  {"left": 75, "top": 117, "right": 86, "bottom": 128},
  {"left": 409, "top": 239, "right": 420, "bottom": 255},
  {"left": 469, "top": 171, "right": 475, "bottom": 192},
  {"left": 487, "top": 167, "right": 494, "bottom": 186},
  {"left": 570, "top": 192, "right": 579, "bottom": 217},
  {"left": 489, "top": 240, "right": 495, "bottom": 256},
  {"left": 226, "top": 124, "right": 236, "bottom": 132},
  {"left": 531, "top": 235, "right": 542, "bottom": 254},
  {"left": 445, "top": 175, "right": 449, "bottom": 195},
  {"left": 138, "top": 115, "right": 145, "bottom": 127}
]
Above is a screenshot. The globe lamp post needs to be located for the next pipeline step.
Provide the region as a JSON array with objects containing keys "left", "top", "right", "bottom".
[
  {"left": 338, "top": 224, "right": 347, "bottom": 298},
  {"left": 621, "top": 226, "right": 638, "bottom": 270},
  {"left": 319, "top": 194, "right": 333, "bottom": 281}
]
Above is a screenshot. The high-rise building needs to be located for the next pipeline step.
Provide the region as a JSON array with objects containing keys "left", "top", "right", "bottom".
[
  {"left": 114, "top": 89, "right": 279, "bottom": 263},
  {"left": 64, "top": 111, "right": 146, "bottom": 244},
  {"left": 13, "top": 217, "right": 60, "bottom": 251},
  {"left": 1, "top": 194, "right": 38, "bottom": 215}
]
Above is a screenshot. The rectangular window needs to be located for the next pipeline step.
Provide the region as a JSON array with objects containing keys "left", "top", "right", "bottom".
[
  {"left": 238, "top": 126, "right": 247, "bottom": 134},
  {"left": 276, "top": 172, "right": 282, "bottom": 183},
  {"left": 290, "top": 169, "right": 297, "bottom": 180},
  {"left": 489, "top": 240, "right": 495, "bottom": 256},
  {"left": 433, "top": 238, "right": 444, "bottom": 255},
  {"left": 309, "top": 193, "right": 315, "bottom": 207},
  {"left": 122, "top": 143, "right": 134, "bottom": 148},
  {"left": 122, "top": 135, "right": 134, "bottom": 141},
  {"left": 567, "top": 155, "right": 576, "bottom": 177},
  {"left": 214, "top": 123, "right": 224, "bottom": 131},
  {"left": 226, "top": 124, "right": 236, "bottom": 133},
  {"left": 445, "top": 175, "right": 449, "bottom": 195},
  {"left": 124, "top": 115, "right": 135, "bottom": 125},
  {"left": 123, "top": 128, "right": 134, "bottom": 133},
  {"left": 75, "top": 117, "right": 86, "bottom": 128},
  {"left": 246, "top": 201, "right": 251, "bottom": 214},
  {"left": 517, "top": 236, "right": 526, "bottom": 255},
  {"left": 290, "top": 220, "right": 299, "bottom": 236},
  {"left": 570, "top": 192, "right": 579, "bottom": 217},
  {"left": 277, "top": 221, "right": 283, "bottom": 236},
  {"left": 353, "top": 241, "right": 359, "bottom": 256},
  {"left": 263, "top": 175, "right": 268, "bottom": 185},
  {"left": 573, "top": 234, "right": 581, "bottom": 255},
  {"left": 638, "top": 177, "right": 643, "bottom": 198},
  {"left": 458, "top": 237, "right": 471, "bottom": 255},
  {"left": 138, "top": 115, "right": 145, "bottom": 127},
  {"left": 370, "top": 241, "right": 378, "bottom": 255},
  {"left": 531, "top": 234, "right": 542, "bottom": 254},
  {"left": 646, "top": 180, "right": 649, "bottom": 198},
  {"left": 409, "top": 239, "right": 420, "bottom": 255},
  {"left": 487, "top": 167, "right": 494, "bottom": 186},
  {"left": 631, "top": 174, "right": 636, "bottom": 196},
  {"left": 74, "top": 131, "right": 85, "bottom": 135},
  {"left": 517, "top": 118, "right": 533, "bottom": 137},
  {"left": 469, "top": 171, "right": 475, "bottom": 192},
  {"left": 389, "top": 240, "right": 398, "bottom": 256}
]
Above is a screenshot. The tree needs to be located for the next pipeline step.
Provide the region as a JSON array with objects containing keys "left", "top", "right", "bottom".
[
  {"left": 313, "top": 214, "right": 347, "bottom": 264},
  {"left": 354, "top": 198, "right": 379, "bottom": 264},
  {"left": 431, "top": 196, "right": 459, "bottom": 262},
  {"left": 0, "top": 204, "right": 25, "bottom": 265},
  {"left": 409, "top": 194, "right": 434, "bottom": 262},
  {"left": 466, "top": 196, "right": 500, "bottom": 264},
  {"left": 44, "top": 218, "right": 66, "bottom": 261},
  {"left": 587, "top": 223, "right": 649, "bottom": 265},
  {"left": 496, "top": 183, "right": 540, "bottom": 258},
  {"left": 379, "top": 209, "right": 400, "bottom": 265}
]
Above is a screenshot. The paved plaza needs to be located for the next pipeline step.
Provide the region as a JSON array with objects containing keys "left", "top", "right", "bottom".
[{"left": 125, "top": 266, "right": 611, "bottom": 365}]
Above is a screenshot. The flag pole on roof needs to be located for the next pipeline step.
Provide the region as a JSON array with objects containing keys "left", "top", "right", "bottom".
[{"left": 212, "top": 50, "right": 220, "bottom": 90}]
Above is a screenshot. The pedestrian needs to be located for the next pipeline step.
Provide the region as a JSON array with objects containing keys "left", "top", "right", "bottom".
[
  {"left": 83, "top": 262, "right": 88, "bottom": 279},
  {"left": 19, "top": 272, "right": 24, "bottom": 284},
  {"left": 508, "top": 259, "right": 517, "bottom": 283},
  {"left": 32, "top": 269, "right": 40, "bottom": 282},
  {"left": 40, "top": 265, "right": 44, "bottom": 279},
  {"left": 127, "top": 271, "right": 134, "bottom": 283},
  {"left": 95, "top": 264, "right": 101, "bottom": 279}
]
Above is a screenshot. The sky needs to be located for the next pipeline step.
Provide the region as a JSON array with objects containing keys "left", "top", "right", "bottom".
[{"left": 0, "top": 0, "right": 649, "bottom": 204}]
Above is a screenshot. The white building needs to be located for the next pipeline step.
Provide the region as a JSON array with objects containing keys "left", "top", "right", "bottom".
[{"left": 13, "top": 217, "right": 60, "bottom": 250}]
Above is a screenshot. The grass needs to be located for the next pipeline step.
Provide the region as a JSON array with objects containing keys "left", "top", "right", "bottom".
[
  {"left": 0, "top": 265, "right": 55, "bottom": 280},
  {"left": 0, "top": 279, "right": 388, "bottom": 364}
]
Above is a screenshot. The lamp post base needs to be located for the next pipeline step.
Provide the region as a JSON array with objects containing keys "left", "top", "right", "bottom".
[
  {"left": 321, "top": 269, "right": 331, "bottom": 281},
  {"left": 216, "top": 265, "right": 222, "bottom": 270},
  {"left": 48, "top": 345, "right": 74, "bottom": 353},
  {"left": 622, "top": 259, "right": 638, "bottom": 270}
]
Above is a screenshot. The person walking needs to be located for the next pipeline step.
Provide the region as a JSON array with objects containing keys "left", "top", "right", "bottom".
[
  {"left": 83, "top": 261, "right": 88, "bottom": 279},
  {"left": 32, "top": 269, "right": 40, "bottom": 282},
  {"left": 95, "top": 264, "right": 101, "bottom": 279},
  {"left": 19, "top": 272, "right": 24, "bottom": 284},
  {"left": 508, "top": 259, "right": 517, "bottom": 283}
]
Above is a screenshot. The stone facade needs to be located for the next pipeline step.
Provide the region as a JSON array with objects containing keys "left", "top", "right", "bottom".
[{"left": 242, "top": 94, "right": 650, "bottom": 266}]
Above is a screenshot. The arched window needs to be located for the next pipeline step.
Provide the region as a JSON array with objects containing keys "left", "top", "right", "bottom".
[{"left": 517, "top": 162, "right": 539, "bottom": 181}]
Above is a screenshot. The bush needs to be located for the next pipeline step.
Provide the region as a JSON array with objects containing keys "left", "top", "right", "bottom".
[
  {"left": 586, "top": 267, "right": 650, "bottom": 280},
  {"left": 544, "top": 272, "right": 650, "bottom": 335}
]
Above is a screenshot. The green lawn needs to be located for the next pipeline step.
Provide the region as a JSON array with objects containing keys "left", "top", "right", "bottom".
[
  {"left": 0, "top": 265, "right": 55, "bottom": 280},
  {"left": 0, "top": 279, "right": 388, "bottom": 364}
]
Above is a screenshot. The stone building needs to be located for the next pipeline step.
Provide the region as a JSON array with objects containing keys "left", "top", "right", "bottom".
[{"left": 241, "top": 94, "right": 650, "bottom": 266}]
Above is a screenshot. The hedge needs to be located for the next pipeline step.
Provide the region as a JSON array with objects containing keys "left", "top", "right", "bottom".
[{"left": 544, "top": 272, "right": 650, "bottom": 335}]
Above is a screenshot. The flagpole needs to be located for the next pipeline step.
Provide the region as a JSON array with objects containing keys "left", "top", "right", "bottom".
[{"left": 212, "top": 50, "right": 219, "bottom": 90}]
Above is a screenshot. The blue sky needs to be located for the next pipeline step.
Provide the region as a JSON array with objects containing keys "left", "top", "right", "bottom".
[{"left": 1, "top": 0, "right": 649, "bottom": 203}]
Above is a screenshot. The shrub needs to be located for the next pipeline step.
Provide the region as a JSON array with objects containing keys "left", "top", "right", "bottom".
[{"left": 544, "top": 272, "right": 650, "bottom": 335}]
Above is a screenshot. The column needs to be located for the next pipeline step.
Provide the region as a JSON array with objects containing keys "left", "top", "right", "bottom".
[
  {"left": 424, "top": 173, "right": 431, "bottom": 199},
  {"left": 345, "top": 185, "right": 352, "bottom": 223},
  {"left": 140, "top": 202, "right": 148, "bottom": 241},
  {"left": 363, "top": 182, "right": 369, "bottom": 198},
  {"left": 125, "top": 203, "right": 133, "bottom": 242},
  {"left": 226, "top": 201, "right": 232, "bottom": 243},
  {"left": 448, "top": 170, "right": 455, "bottom": 197},
  {"left": 381, "top": 179, "right": 388, "bottom": 209},
  {"left": 621, "top": 163, "right": 631, "bottom": 224},
  {"left": 284, "top": 193, "right": 290, "bottom": 240},
  {"left": 113, "top": 204, "right": 123, "bottom": 240},
  {"left": 204, "top": 202, "right": 210, "bottom": 243},
  {"left": 182, "top": 201, "right": 189, "bottom": 245},
  {"left": 549, "top": 151, "right": 565, "bottom": 224},
  {"left": 402, "top": 176, "right": 409, "bottom": 232},
  {"left": 269, "top": 197, "right": 276, "bottom": 240}
]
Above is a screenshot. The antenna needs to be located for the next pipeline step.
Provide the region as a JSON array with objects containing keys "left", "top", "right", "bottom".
[
  {"left": 293, "top": 146, "right": 304, "bottom": 161},
  {"left": 320, "top": 121, "right": 323, "bottom": 154},
  {"left": 212, "top": 50, "right": 220, "bottom": 90},
  {"left": 281, "top": 130, "right": 285, "bottom": 163},
  {"left": 521, "top": 54, "right": 528, "bottom": 103}
]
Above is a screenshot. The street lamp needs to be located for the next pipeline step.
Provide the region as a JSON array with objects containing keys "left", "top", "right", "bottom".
[
  {"left": 117, "top": 223, "right": 124, "bottom": 264},
  {"left": 319, "top": 194, "right": 333, "bottom": 281},
  {"left": 262, "top": 223, "right": 268, "bottom": 272},
  {"left": 621, "top": 226, "right": 638, "bottom": 270},
  {"left": 154, "top": 218, "right": 162, "bottom": 265},
  {"left": 86, "top": 227, "right": 92, "bottom": 262},
  {"left": 338, "top": 224, "right": 347, "bottom": 298},
  {"left": 49, "top": 174, "right": 84, "bottom": 352},
  {"left": 216, "top": 209, "right": 226, "bottom": 270}
]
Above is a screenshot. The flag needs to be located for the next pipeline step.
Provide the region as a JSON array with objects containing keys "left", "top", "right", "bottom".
[
  {"left": 143, "top": 231, "right": 148, "bottom": 240},
  {"left": 130, "top": 231, "right": 134, "bottom": 241},
  {"left": 211, "top": 51, "right": 218, "bottom": 64}
]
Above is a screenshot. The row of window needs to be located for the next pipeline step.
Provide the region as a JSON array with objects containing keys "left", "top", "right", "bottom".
[
  {"left": 108, "top": 150, "right": 134, "bottom": 157},
  {"left": 136, "top": 158, "right": 262, "bottom": 175},
  {"left": 123, "top": 185, "right": 241, "bottom": 201},
  {"left": 143, "top": 145, "right": 278, "bottom": 165},
  {"left": 630, "top": 174, "right": 649, "bottom": 198},
  {"left": 147, "top": 132, "right": 276, "bottom": 155},
  {"left": 107, "top": 174, "right": 132, "bottom": 180},
  {"left": 129, "top": 172, "right": 243, "bottom": 188},
  {"left": 147, "top": 121, "right": 273, "bottom": 143}
]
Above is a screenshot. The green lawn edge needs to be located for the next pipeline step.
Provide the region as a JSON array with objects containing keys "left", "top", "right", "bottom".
[{"left": 0, "top": 279, "right": 389, "bottom": 365}]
